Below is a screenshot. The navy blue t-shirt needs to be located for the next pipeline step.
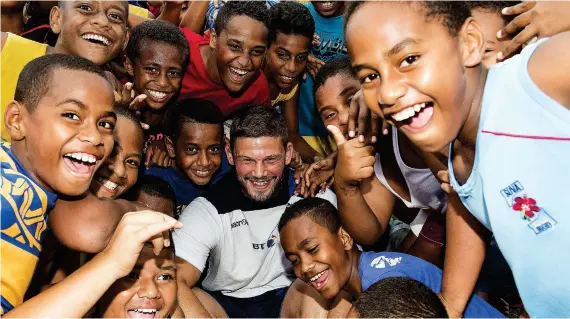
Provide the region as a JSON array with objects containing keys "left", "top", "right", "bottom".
[
  {"left": 359, "top": 251, "right": 504, "bottom": 318},
  {"left": 145, "top": 155, "right": 231, "bottom": 217}
]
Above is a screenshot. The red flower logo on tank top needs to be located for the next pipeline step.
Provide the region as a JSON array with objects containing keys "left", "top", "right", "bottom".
[{"left": 512, "top": 196, "right": 540, "bottom": 220}]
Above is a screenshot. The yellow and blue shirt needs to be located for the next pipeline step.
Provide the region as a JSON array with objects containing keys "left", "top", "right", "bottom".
[{"left": 1, "top": 141, "right": 57, "bottom": 314}]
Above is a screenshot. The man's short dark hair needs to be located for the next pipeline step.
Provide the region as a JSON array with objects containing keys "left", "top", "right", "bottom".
[
  {"left": 169, "top": 98, "right": 224, "bottom": 141},
  {"left": 268, "top": 1, "right": 315, "bottom": 46},
  {"left": 313, "top": 56, "right": 355, "bottom": 95},
  {"left": 126, "top": 19, "right": 190, "bottom": 69},
  {"left": 136, "top": 175, "right": 176, "bottom": 204},
  {"left": 278, "top": 197, "right": 340, "bottom": 234},
  {"left": 345, "top": 2, "right": 471, "bottom": 37},
  {"left": 355, "top": 277, "right": 449, "bottom": 318},
  {"left": 214, "top": 1, "right": 270, "bottom": 36},
  {"left": 230, "top": 105, "right": 288, "bottom": 151},
  {"left": 14, "top": 54, "right": 109, "bottom": 112}
]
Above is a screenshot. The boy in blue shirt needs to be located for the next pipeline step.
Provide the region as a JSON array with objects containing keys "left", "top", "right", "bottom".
[
  {"left": 279, "top": 197, "right": 504, "bottom": 318},
  {"left": 1, "top": 54, "right": 116, "bottom": 313},
  {"left": 297, "top": 1, "right": 347, "bottom": 156},
  {"left": 146, "top": 98, "right": 229, "bottom": 216}
]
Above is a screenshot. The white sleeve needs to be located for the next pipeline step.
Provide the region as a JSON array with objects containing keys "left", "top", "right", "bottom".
[{"left": 172, "top": 197, "right": 221, "bottom": 272}]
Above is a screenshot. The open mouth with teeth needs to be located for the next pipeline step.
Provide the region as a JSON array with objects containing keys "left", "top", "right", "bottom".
[
  {"left": 308, "top": 269, "right": 329, "bottom": 291},
  {"left": 317, "top": 1, "right": 335, "bottom": 11},
  {"left": 146, "top": 89, "right": 172, "bottom": 103},
  {"left": 63, "top": 152, "right": 98, "bottom": 178},
  {"left": 247, "top": 177, "right": 275, "bottom": 191},
  {"left": 190, "top": 168, "right": 214, "bottom": 179},
  {"left": 81, "top": 33, "right": 111, "bottom": 46},
  {"left": 390, "top": 102, "right": 434, "bottom": 131},
  {"left": 95, "top": 176, "right": 120, "bottom": 194},
  {"left": 127, "top": 308, "right": 159, "bottom": 318},
  {"left": 279, "top": 74, "right": 296, "bottom": 85},
  {"left": 228, "top": 66, "right": 250, "bottom": 83}
]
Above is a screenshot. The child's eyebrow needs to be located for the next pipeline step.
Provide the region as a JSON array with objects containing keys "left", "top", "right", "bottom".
[
  {"left": 386, "top": 38, "right": 419, "bottom": 57},
  {"left": 58, "top": 98, "right": 87, "bottom": 110},
  {"left": 108, "top": 3, "right": 127, "bottom": 14},
  {"left": 339, "top": 86, "right": 358, "bottom": 98},
  {"left": 298, "top": 237, "right": 316, "bottom": 249},
  {"left": 161, "top": 265, "right": 177, "bottom": 271}
]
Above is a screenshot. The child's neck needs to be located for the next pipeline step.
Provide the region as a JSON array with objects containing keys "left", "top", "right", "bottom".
[
  {"left": 342, "top": 248, "right": 362, "bottom": 298},
  {"left": 200, "top": 43, "right": 221, "bottom": 84},
  {"left": 456, "top": 67, "right": 489, "bottom": 150}
]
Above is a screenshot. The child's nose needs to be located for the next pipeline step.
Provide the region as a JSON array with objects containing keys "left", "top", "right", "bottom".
[
  {"left": 378, "top": 72, "right": 407, "bottom": 106},
  {"left": 137, "top": 277, "right": 161, "bottom": 299}
]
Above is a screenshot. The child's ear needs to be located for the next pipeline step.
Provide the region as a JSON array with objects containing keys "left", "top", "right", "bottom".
[
  {"left": 338, "top": 226, "right": 354, "bottom": 251},
  {"left": 49, "top": 5, "right": 62, "bottom": 34},
  {"left": 225, "top": 138, "right": 234, "bottom": 166},
  {"left": 165, "top": 136, "right": 176, "bottom": 158},
  {"left": 124, "top": 57, "right": 134, "bottom": 76},
  {"left": 459, "top": 17, "right": 484, "bottom": 68},
  {"left": 284, "top": 142, "right": 294, "bottom": 165},
  {"left": 209, "top": 29, "right": 217, "bottom": 50},
  {"left": 123, "top": 28, "right": 130, "bottom": 51},
  {"left": 4, "top": 101, "right": 27, "bottom": 141}
]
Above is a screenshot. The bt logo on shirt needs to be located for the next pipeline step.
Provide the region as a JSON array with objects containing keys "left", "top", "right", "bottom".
[{"left": 252, "top": 234, "right": 278, "bottom": 250}]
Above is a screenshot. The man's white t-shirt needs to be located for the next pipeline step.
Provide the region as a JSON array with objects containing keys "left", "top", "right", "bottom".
[{"left": 173, "top": 171, "right": 337, "bottom": 298}]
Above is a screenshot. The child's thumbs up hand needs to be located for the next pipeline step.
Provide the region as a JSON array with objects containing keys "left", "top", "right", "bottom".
[
  {"left": 99, "top": 210, "right": 183, "bottom": 280},
  {"left": 328, "top": 125, "right": 375, "bottom": 192}
]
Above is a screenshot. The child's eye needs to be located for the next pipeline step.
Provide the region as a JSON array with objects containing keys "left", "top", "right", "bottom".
[
  {"left": 289, "top": 258, "right": 298, "bottom": 266},
  {"left": 252, "top": 49, "right": 266, "bottom": 56},
  {"left": 168, "top": 70, "right": 182, "bottom": 77},
  {"left": 99, "top": 120, "right": 115, "bottom": 130},
  {"left": 144, "top": 67, "right": 159, "bottom": 75},
  {"left": 296, "top": 54, "right": 308, "bottom": 62},
  {"left": 308, "top": 245, "right": 319, "bottom": 254},
  {"left": 229, "top": 44, "right": 240, "bottom": 51},
  {"left": 361, "top": 73, "right": 379, "bottom": 84},
  {"left": 108, "top": 12, "right": 124, "bottom": 22},
  {"left": 400, "top": 55, "right": 419, "bottom": 68},
  {"left": 157, "top": 274, "right": 174, "bottom": 281},
  {"left": 209, "top": 146, "right": 221, "bottom": 153},
  {"left": 325, "top": 112, "right": 336, "bottom": 120},
  {"left": 126, "top": 158, "right": 140, "bottom": 167},
  {"left": 186, "top": 146, "right": 198, "bottom": 154},
  {"left": 278, "top": 53, "right": 289, "bottom": 61},
  {"left": 63, "top": 112, "right": 80, "bottom": 121}
]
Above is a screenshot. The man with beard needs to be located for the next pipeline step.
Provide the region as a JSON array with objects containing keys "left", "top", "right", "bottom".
[{"left": 172, "top": 105, "right": 336, "bottom": 318}]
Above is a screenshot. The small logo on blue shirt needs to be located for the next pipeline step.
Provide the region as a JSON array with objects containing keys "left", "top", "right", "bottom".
[
  {"left": 370, "top": 256, "right": 402, "bottom": 269},
  {"left": 500, "top": 181, "right": 524, "bottom": 206}
]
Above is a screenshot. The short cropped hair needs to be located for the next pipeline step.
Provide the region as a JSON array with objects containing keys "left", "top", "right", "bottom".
[
  {"left": 58, "top": 1, "right": 129, "bottom": 20},
  {"left": 126, "top": 19, "right": 190, "bottom": 69},
  {"left": 136, "top": 175, "right": 176, "bottom": 204},
  {"left": 465, "top": 1, "right": 520, "bottom": 24},
  {"left": 355, "top": 277, "right": 449, "bottom": 318},
  {"left": 345, "top": 2, "right": 471, "bottom": 37},
  {"left": 230, "top": 105, "right": 288, "bottom": 150},
  {"left": 313, "top": 56, "right": 355, "bottom": 95},
  {"left": 278, "top": 197, "right": 340, "bottom": 234},
  {"left": 115, "top": 107, "right": 140, "bottom": 126},
  {"left": 268, "top": 1, "right": 314, "bottom": 46},
  {"left": 14, "top": 54, "right": 109, "bottom": 112},
  {"left": 214, "top": 1, "right": 270, "bottom": 36},
  {"left": 169, "top": 98, "right": 224, "bottom": 141}
]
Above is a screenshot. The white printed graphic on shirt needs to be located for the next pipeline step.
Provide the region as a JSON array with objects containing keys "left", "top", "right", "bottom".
[{"left": 370, "top": 256, "right": 402, "bottom": 269}]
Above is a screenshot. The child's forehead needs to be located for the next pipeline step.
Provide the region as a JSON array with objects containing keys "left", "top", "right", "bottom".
[{"left": 181, "top": 121, "right": 222, "bottom": 136}]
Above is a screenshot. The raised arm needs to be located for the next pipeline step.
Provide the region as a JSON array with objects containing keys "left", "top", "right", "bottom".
[
  {"left": 439, "top": 192, "right": 490, "bottom": 317},
  {"left": 48, "top": 193, "right": 143, "bottom": 253},
  {"left": 4, "top": 211, "right": 181, "bottom": 318},
  {"left": 282, "top": 88, "right": 320, "bottom": 163},
  {"left": 180, "top": 1, "right": 210, "bottom": 33}
]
